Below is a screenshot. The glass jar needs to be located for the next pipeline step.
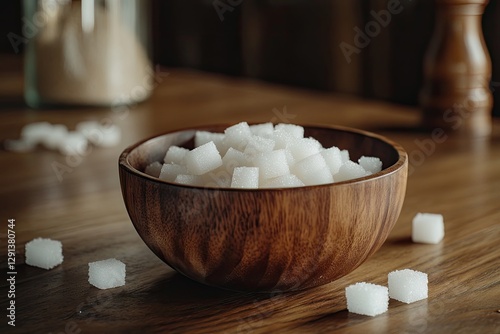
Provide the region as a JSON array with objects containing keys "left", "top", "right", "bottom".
[{"left": 23, "top": 0, "right": 152, "bottom": 108}]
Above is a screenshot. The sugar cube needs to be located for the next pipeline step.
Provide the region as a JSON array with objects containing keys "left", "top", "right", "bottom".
[
  {"left": 88, "top": 258, "right": 126, "bottom": 290},
  {"left": 221, "top": 147, "right": 248, "bottom": 173},
  {"left": 184, "top": 141, "right": 222, "bottom": 175},
  {"left": 195, "top": 131, "right": 225, "bottom": 150},
  {"left": 25, "top": 238, "right": 63, "bottom": 270},
  {"left": 358, "top": 156, "right": 383, "bottom": 174},
  {"left": 164, "top": 146, "right": 189, "bottom": 165},
  {"left": 291, "top": 153, "right": 333, "bottom": 186},
  {"left": 345, "top": 282, "right": 389, "bottom": 316},
  {"left": 144, "top": 161, "right": 163, "bottom": 178},
  {"left": 231, "top": 167, "right": 259, "bottom": 188},
  {"left": 204, "top": 169, "right": 232, "bottom": 188},
  {"left": 334, "top": 160, "right": 370, "bottom": 182},
  {"left": 59, "top": 131, "right": 88, "bottom": 156},
  {"left": 321, "top": 146, "right": 342, "bottom": 175},
  {"left": 243, "top": 135, "right": 275, "bottom": 156},
  {"left": 159, "top": 163, "right": 187, "bottom": 182},
  {"left": 388, "top": 269, "right": 428, "bottom": 303},
  {"left": 252, "top": 149, "right": 290, "bottom": 179},
  {"left": 412, "top": 213, "right": 445, "bottom": 244},
  {"left": 223, "top": 122, "right": 252, "bottom": 151},
  {"left": 21, "top": 122, "right": 53, "bottom": 146},
  {"left": 274, "top": 123, "right": 304, "bottom": 139},
  {"left": 249, "top": 122, "right": 274, "bottom": 138},
  {"left": 340, "top": 149, "right": 350, "bottom": 163},
  {"left": 174, "top": 174, "right": 206, "bottom": 187},
  {"left": 273, "top": 128, "right": 296, "bottom": 150},
  {"left": 288, "top": 137, "right": 322, "bottom": 161},
  {"left": 42, "top": 124, "right": 68, "bottom": 150}
]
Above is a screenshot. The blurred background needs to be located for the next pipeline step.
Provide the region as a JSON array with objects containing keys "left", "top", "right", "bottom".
[{"left": 1, "top": 0, "right": 499, "bottom": 116}]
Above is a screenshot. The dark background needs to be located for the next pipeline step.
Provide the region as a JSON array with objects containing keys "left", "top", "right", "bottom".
[{"left": 1, "top": 0, "right": 499, "bottom": 116}]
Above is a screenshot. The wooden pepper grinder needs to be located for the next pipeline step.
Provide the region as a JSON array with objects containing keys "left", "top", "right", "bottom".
[{"left": 420, "top": 0, "right": 492, "bottom": 136}]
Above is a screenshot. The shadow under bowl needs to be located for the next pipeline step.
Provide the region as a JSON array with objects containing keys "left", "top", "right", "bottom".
[{"left": 119, "top": 124, "right": 408, "bottom": 292}]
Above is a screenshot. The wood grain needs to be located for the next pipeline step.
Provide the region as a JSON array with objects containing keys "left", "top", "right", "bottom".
[{"left": 0, "top": 56, "right": 499, "bottom": 333}]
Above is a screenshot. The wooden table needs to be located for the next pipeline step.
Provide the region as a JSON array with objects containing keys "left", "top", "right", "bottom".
[{"left": 1, "top": 58, "right": 499, "bottom": 333}]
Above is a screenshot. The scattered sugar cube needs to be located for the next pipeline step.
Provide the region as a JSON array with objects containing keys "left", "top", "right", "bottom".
[
  {"left": 274, "top": 123, "right": 304, "bottom": 139},
  {"left": 164, "top": 146, "right": 189, "bottom": 165},
  {"left": 288, "top": 137, "right": 322, "bottom": 161},
  {"left": 41, "top": 124, "right": 69, "bottom": 150},
  {"left": 76, "top": 121, "right": 121, "bottom": 147},
  {"left": 412, "top": 213, "right": 445, "bottom": 244},
  {"left": 159, "top": 163, "right": 187, "bottom": 182},
  {"left": 231, "top": 167, "right": 259, "bottom": 188},
  {"left": 321, "top": 146, "right": 342, "bottom": 175},
  {"left": 21, "top": 122, "right": 53, "bottom": 146},
  {"left": 144, "top": 161, "right": 163, "bottom": 178},
  {"left": 345, "top": 282, "right": 389, "bottom": 317},
  {"left": 223, "top": 122, "right": 252, "bottom": 151},
  {"left": 184, "top": 141, "right": 222, "bottom": 175},
  {"left": 252, "top": 149, "right": 290, "bottom": 179},
  {"left": 291, "top": 153, "right": 333, "bottom": 186},
  {"left": 88, "top": 258, "right": 126, "bottom": 290},
  {"left": 388, "top": 269, "right": 428, "bottom": 304},
  {"left": 359, "top": 156, "right": 383, "bottom": 174},
  {"left": 334, "top": 160, "right": 370, "bottom": 182},
  {"left": 174, "top": 174, "right": 206, "bottom": 187},
  {"left": 261, "top": 174, "right": 305, "bottom": 188},
  {"left": 249, "top": 122, "right": 274, "bottom": 138},
  {"left": 59, "top": 131, "right": 88, "bottom": 156},
  {"left": 25, "top": 238, "right": 63, "bottom": 270}
]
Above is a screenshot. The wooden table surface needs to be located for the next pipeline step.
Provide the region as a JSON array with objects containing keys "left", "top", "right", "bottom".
[{"left": 1, "top": 58, "right": 499, "bottom": 334}]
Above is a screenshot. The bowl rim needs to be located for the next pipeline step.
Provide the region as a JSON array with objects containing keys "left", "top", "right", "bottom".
[{"left": 119, "top": 123, "right": 408, "bottom": 191}]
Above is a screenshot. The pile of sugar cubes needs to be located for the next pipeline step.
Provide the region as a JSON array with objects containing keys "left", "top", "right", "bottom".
[
  {"left": 346, "top": 269, "right": 428, "bottom": 317},
  {"left": 4, "top": 121, "right": 121, "bottom": 155},
  {"left": 25, "top": 238, "right": 125, "bottom": 290},
  {"left": 144, "top": 122, "right": 383, "bottom": 188}
]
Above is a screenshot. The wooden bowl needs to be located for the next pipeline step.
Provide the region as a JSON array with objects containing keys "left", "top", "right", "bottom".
[{"left": 119, "top": 125, "right": 408, "bottom": 292}]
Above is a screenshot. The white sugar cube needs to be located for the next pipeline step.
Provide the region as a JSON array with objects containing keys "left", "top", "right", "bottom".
[
  {"left": 273, "top": 128, "right": 296, "bottom": 150},
  {"left": 261, "top": 174, "right": 305, "bottom": 188},
  {"left": 174, "top": 174, "right": 206, "bottom": 187},
  {"left": 274, "top": 123, "right": 304, "bottom": 139},
  {"left": 224, "top": 122, "right": 252, "bottom": 151},
  {"left": 231, "top": 167, "right": 259, "bottom": 188},
  {"left": 41, "top": 124, "right": 68, "bottom": 150},
  {"left": 164, "top": 146, "right": 189, "bottom": 165},
  {"left": 359, "top": 156, "right": 383, "bottom": 174},
  {"left": 21, "top": 122, "right": 53, "bottom": 146},
  {"left": 76, "top": 121, "right": 121, "bottom": 147},
  {"left": 412, "top": 213, "right": 445, "bottom": 244},
  {"left": 321, "top": 146, "right": 343, "bottom": 175},
  {"left": 340, "top": 149, "right": 350, "bottom": 163},
  {"left": 288, "top": 137, "right": 322, "bottom": 161},
  {"left": 291, "top": 153, "right": 333, "bottom": 186},
  {"left": 88, "top": 258, "right": 126, "bottom": 290},
  {"left": 59, "top": 131, "right": 88, "bottom": 156},
  {"left": 334, "top": 160, "right": 370, "bottom": 182},
  {"left": 252, "top": 149, "right": 290, "bottom": 179},
  {"left": 159, "top": 163, "right": 187, "bottom": 182},
  {"left": 388, "top": 269, "right": 428, "bottom": 304},
  {"left": 25, "top": 238, "right": 63, "bottom": 270},
  {"left": 249, "top": 122, "right": 274, "bottom": 138},
  {"left": 221, "top": 147, "right": 248, "bottom": 173},
  {"left": 184, "top": 141, "right": 222, "bottom": 175},
  {"left": 345, "top": 282, "right": 389, "bottom": 317},
  {"left": 144, "top": 161, "right": 163, "bottom": 178},
  {"left": 243, "top": 135, "right": 275, "bottom": 156}
]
